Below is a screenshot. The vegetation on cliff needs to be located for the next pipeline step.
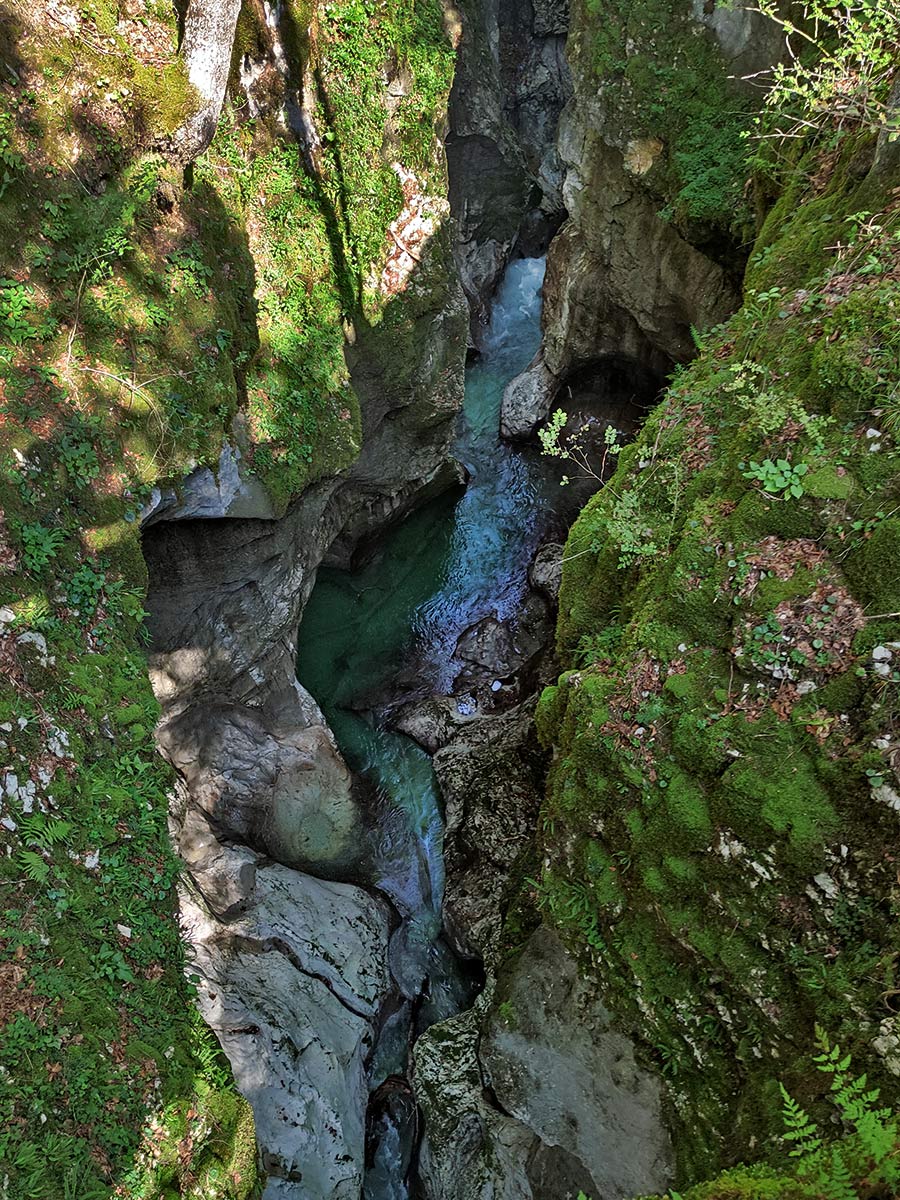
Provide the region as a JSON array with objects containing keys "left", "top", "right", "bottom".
[
  {"left": 0, "top": 0, "right": 455, "bottom": 1195},
  {"left": 533, "top": 1, "right": 900, "bottom": 1190}
]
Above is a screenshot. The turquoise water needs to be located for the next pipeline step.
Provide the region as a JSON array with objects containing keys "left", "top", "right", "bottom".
[
  {"left": 296, "top": 257, "right": 598, "bottom": 1196},
  {"left": 296, "top": 259, "right": 550, "bottom": 993}
]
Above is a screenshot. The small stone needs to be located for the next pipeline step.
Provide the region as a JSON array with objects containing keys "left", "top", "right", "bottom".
[
  {"left": 116, "top": 924, "right": 132, "bottom": 939},
  {"left": 490, "top": 680, "right": 502, "bottom": 692},
  {"left": 84, "top": 850, "right": 100, "bottom": 870},
  {"left": 796, "top": 680, "right": 817, "bottom": 695},
  {"left": 813, "top": 872, "right": 839, "bottom": 900},
  {"left": 0, "top": 607, "right": 15, "bottom": 626},
  {"left": 866, "top": 427, "right": 882, "bottom": 438},
  {"left": 872, "top": 645, "right": 892, "bottom": 662}
]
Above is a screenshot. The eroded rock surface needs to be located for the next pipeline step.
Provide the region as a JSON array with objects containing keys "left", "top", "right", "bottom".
[
  {"left": 414, "top": 928, "right": 673, "bottom": 1200},
  {"left": 180, "top": 837, "right": 392, "bottom": 1199}
]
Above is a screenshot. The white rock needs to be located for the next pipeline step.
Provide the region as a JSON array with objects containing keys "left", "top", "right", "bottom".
[
  {"left": 872, "top": 645, "right": 893, "bottom": 662},
  {"left": 796, "top": 680, "right": 817, "bottom": 695},
  {"left": 813, "top": 872, "right": 839, "bottom": 900},
  {"left": 116, "top": 924, "right": 132, "bottom": 939},
  {"left": 874, "top": 783, "right": 900, "bottom": 812}
]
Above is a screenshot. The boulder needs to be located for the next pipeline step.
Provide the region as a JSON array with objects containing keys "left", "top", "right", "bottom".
[
  {"left": 481, "top": 926, "right": 675, "bottom": 1199},
  {"left": 528, "top": 542, "right": 564, "bottom": 600},
  {"left": 182, "top": 842, "right": 392, "bottom": 1200},
  {"left": 500, "top": 357, "right": 558, "bottom": 441}
]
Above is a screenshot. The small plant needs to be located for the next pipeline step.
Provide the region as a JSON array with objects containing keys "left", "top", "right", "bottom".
[
  {"left": 779, "top": 1027, "right": 900, "bottom": 1198},
  {"left": 0, "top": 277, "right": 38, "bottom": 345},
  {"left": 748, "top": 0, "right": 900, "bottom": 146},
  {"left": 19, "top": 522, "right": 65, "bottom": 572},
  {"left": 743, "top": 457, "right": 809, "bottom": 498},
  {"left": 58, "top": 433, "right": 100, "bottom": 487},
  {"left": 539, "top": 408, "right": 623, "bottom": 484}
]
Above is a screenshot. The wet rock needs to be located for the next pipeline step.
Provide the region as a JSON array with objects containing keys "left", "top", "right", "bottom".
[
  {"left": 451, "top": 595, "right": 553, "bottom": 709},
  {"left": 500, "top": 357, "right": 558, "bottom": 441},
  {"left": 481, "top": 926, "right": 675, "bottom": 1198},
  {"left": 528, "top": 542, "right": 563, "bottom": 600},
  {"left": 181, "top": 840, "right": 392, "bottom": 1200},
  {"left": 456, "top": 617, "right": 518, "bottom": 672}
]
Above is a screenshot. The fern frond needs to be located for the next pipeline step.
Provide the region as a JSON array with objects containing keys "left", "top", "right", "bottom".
[
  {"left": 17, "top": 849, "right": 49, "bottom": 884},
  {"left": 822, "top": 1146, "right": 856, "bottom": 1200}
]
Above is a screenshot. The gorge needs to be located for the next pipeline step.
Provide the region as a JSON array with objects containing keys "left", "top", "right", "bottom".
[{"left": 1, "top": 1, "right": 900, "bottom": 1199}]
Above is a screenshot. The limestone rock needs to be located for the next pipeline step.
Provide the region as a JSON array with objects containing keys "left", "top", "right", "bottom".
[
  {"left": 182, "top": 842, "right": 392, "bottom": 1199},
  {"left": 141, "top": 444, "right": 276, "bottom": 526},
  {"left": 414, "top": 930, "right": 672, "bottom": 1200},
  {"left": 528, "top": 542, "right": 564, "bottom": 600},
  {"left": 433, "top": 700, "right": 547, "bottom": 963},
  {"left": 500, "top": 357, "right": 558, "bottom": 441},
  {"left": 482, "top": 927, "right": 675, "bottom": 1198},
  {"left": 414, "top": 1007, "right": 541, "bottom": 1200}
]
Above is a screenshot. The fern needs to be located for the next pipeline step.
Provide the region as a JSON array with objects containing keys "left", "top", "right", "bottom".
[
  {"left": 780, "top": 1083, "right": 823, "bottom": 1160},
  {"left": 19, "top": 812, "right": 72, "bottom": 850},
  {"left": 17, "top": 849, "right": 49, "bottom": 884},
  {"left": 822, "top": 1147, "right": 856, "bottom": 1200},
  {"left": 782, "top": 1030, "right": 900, "bottom": 1197}
]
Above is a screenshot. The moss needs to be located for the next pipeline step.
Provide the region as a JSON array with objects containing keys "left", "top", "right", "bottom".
[
  {"left": 844, "top": 517, "right": 900, "bottom": 612},
  {"left": 531, "top": 91, "right": 900, "bottom": 1187}
]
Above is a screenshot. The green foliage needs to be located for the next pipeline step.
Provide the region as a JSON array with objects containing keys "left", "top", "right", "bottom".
[
  {"left": 778, "top": 1030, "right": 900, "bottom": 1199},
  {"left": 18, "top": 522, "right": 65, "bottom": 571},
  {"left": 742, "top": 458, "right": 810, "bottom": 499},
  {"left": 750, "top": 0, "right": 900, "bottom": 147}
]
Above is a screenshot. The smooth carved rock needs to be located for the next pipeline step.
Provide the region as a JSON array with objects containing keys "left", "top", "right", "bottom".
[
  {"left": 182, "top": 842, "right": 391, "bottom": 1199},
  {"left": 500, "top": 357, "right": 558, "bottom": 440},
  {"left": 481, "top": 927, "right": 675, "bottom": 1199},
  {"left": 158, "top": 702, "right": 365, "bottom": 877}
]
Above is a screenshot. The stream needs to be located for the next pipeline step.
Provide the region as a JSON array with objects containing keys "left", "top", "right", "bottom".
[{"left": 296, "top": 256, "right": 643, "bottom": 1196}]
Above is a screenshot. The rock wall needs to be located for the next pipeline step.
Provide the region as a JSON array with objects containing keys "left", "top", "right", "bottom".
[
  {"left": 447, "top": 0, "right": 571, "bottom": 330},
  {"left": 525, "top": 0, "right": 784, "bottom": 427}
]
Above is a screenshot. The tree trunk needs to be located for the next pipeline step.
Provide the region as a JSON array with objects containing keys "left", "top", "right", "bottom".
[{"left": 172, "top": 0, "right": 243, "bottom": 163}]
